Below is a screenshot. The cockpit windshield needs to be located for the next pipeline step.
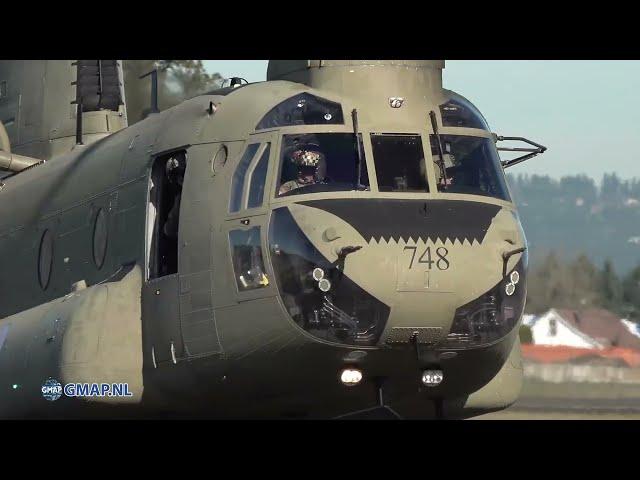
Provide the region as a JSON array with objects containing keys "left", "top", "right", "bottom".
[
  {"left": 276, "top": 133, "right": 369, "bottom": 197},
  {"left": 370, "top": 134, "right": 428, "bottom": 192},
  {"left": 430, "top": 135, "right": 511, "bottom": 201}
]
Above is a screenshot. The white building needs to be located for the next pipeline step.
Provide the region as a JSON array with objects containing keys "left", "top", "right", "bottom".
[
  {"left": 530, "top": 309, "right": 603, "bottom": 349},
  {"left": 622, "top": 319, "right": 640, "bottom": 339},
  {"left": 522, "top": 314, "right": 538, "bottom": 327},
  {"left": 529, "top": 308, "right": 640, "bottom": 351}
]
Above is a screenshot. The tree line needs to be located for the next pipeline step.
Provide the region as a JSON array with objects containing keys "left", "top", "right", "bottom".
[
  {"left": 122, "top": 60, "right": 223, "bottom": 124},
  {"left": 506, "top": 173, "right": 640, "bottom": 277},
  {"left": 526, "top": 251, "right": 640, "bottom": 321},
  {"left": 508, "top": 173, "right": 640, "bottom": 209},
  {"left": 510, "top": 174, "right": 640, "bottom": 320}
]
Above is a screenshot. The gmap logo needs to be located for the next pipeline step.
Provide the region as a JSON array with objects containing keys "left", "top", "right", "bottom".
[
  {"left": 41, "top": 378, "right": 63, "bottom": 401},
  {"left": 40, "top": 379, "right": 133, "bottom": 401}
]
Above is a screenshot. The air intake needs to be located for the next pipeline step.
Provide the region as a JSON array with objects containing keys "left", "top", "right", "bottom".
[{"left": 72, "top": 60, "right": 124, "bottom": 112}]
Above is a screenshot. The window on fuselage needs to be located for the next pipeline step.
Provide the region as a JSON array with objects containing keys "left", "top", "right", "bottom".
[
  {"left": 230, "top": 143, "right": 271, "bottom": 213},
  {"left": 229, "top": 226, "right": 269, "bottom": 291},
  {"left": 229, "top": 144, "right": 260, "bottom": 213},
  {"left": 276, "top": 133, "right": 369, "bottom": 197},
  {"left": 370, "top": 134, "right": 428, "bottom": 193},
  {"left": 430, "top": 135, "right": 510, "bottom": 201},
  {"left": 247, "top": 144, "right": 270, "bottom": 209}
]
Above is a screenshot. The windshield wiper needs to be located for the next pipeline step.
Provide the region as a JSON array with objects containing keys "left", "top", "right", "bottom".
[
  {"left": 351, "top": 109, "right": 366, "bottom": 190},
  {"left": 429, "top": 110, "right": 449, "bottom": 191}
]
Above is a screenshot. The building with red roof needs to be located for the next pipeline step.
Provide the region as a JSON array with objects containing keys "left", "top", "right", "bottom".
[{"left": 524, "top": 308, "right": 640, "bottom": 370}]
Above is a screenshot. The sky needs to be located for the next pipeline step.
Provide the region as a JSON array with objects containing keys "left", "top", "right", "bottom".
[{"left": 202, "top": 60, "right": 640, "bottom": 182}]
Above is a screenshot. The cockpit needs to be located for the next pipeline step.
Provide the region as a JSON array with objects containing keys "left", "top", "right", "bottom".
[
  {"left": 252, "top": 91, "right": 512, "bottom": 202},
  {"left": 276, "top": 133, "right": 369, "bottom": 197},
  {"left": 226, "top": 90, "right": 519, "bottom": 348}
]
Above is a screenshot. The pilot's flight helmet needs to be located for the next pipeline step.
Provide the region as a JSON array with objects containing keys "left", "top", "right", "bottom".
[
  {"left": 288, "top": 142, "right": 326, "bottom": 179},
  {"left": 166, "top": 154, "right": 186, "bottom": 184}
]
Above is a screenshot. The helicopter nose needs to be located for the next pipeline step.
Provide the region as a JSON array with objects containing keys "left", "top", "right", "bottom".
[{"left": 278, "top": 199, "right": 525, "bottom": 347}]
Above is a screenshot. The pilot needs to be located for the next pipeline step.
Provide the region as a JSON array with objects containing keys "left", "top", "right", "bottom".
[
  {"left": 439, "top": 171, "right": 455, "bottom": 188},
  {"left": 278, "top": 143, "right": 326, "bottom": 195}
]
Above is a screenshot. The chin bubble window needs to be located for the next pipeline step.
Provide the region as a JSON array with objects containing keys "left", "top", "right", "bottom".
[
  {"left": 441, "top": 255, "right": 527, "bottom": 349},
  {"left": 430, "top": 135, "right": 511, "bottom": 201},
  {"left": 268, "top": 207, "right": 390, "bottom": 346},
  {"left": 276, "top": 133, "right": 369, "bottom": 197},
  {"left": 229, "top": 227, "right": 270, "bottom": 291},
  {"left": 370, "top": 134, "right": 429, "bottom": 192}
]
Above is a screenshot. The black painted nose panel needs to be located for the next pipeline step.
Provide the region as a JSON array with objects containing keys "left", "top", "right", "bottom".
[{"left": 298, "top": 199, "right": 501, "bottom": 244}]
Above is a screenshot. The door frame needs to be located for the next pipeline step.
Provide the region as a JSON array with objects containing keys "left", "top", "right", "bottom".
[{"left": 222, "top": 132, "right": 279, "bottom": 304}]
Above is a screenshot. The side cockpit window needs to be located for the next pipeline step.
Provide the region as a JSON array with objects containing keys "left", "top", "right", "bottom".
[
  {"left": 230, "top": 143, "right": 271, "bottom": 213},
  {"left": 256, "top": 93, "right": 343, "bottom": 130},
  {"left": 370, "top": 134, "right": 428, "bottom": 192},
  {"left": 148, "top": 150, "right": 187, "bottom": 279},
  {"left": 276, "top": 133, "right": 368, "bottom": 197},
  {"left": 247, "top": 145, "right": 270, "bottom": 209},
  {"left": 229, "top": 227, "right": 269, "bottom": 291},
  {"left": 230, "top": 144, "right": 259, "bottom": 213}
]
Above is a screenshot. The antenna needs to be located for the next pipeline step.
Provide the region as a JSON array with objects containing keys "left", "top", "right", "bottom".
[
  {"left": 139, "top": 69, "right": 159, "bottom": 115},
  {"left": 75, "top": 99, "right": 84, "bottom": 145}
]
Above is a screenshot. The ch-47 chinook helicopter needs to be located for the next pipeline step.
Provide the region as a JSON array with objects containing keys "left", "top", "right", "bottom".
[{"left": 0, "top": 60, "right": 546, "bottom": 419}]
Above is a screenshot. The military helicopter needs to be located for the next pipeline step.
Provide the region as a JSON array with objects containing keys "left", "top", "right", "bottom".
[{"left": 0, "top": 60, "right": 546, "bottom": 419}]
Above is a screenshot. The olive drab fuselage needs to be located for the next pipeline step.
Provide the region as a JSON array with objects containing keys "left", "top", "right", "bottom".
[{"left": 0, "top": 61, "right": 529, "bottom": 418}]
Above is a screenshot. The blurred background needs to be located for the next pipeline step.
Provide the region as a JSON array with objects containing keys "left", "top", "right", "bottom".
[{"left": 122, "top": 60, "right": 640, "bottom": 418}]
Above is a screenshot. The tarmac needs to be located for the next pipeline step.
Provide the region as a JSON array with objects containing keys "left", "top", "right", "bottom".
[
  {"left": 473, "top": 379, "right": 640, "bottom": 419},
  {"left": 475, "top": 396, "right": 640, "bottom": 419}
]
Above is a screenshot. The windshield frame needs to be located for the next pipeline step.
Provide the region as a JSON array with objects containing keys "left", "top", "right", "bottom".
[
  {"left": 271, "top": 126, "right": 375, "bottom": 202},
  {"left": 268, "top": 126, "right": 514, "bottom": 207},
  {"left": 370, "top": 132, "right": 430, "bottom": 193}
]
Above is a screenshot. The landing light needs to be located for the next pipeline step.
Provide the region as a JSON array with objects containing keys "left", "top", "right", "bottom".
[
  {"left": 340, "top": 368, "right": 363, "bottom": 386},
  {"left": 312, "top": 267, "right": 325, "bottom": 281},
  {"left": 318, "top": 278, "right": 331, "bottom": 292},
  {"left": 422, "top": 370, "right": 444, "bottom": 387},
  {"left": 505, "top": 283, "right": 516, "bottom": 296},
  {"left": 510, "top": 271, "right": 520, "bottom": 285}
]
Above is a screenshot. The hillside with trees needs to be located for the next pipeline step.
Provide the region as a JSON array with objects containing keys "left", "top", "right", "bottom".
[
  {"left": 509, "top": 174, "right": 640, "bottom": 319},
  {"left": 123, "top": 60, "right": 223, "bottom": 123},
  {"left": 508, "top": 173, "right": 640, "bottom": 276}
]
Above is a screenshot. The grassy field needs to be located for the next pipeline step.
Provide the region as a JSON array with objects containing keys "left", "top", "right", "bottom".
[
  {"left": 475, "top": 409, "right": 640, "bottom": 420},
  {"left": 520, "top": 378, "right": 640, "bottom": 400},
  {"left": 473, "top": 378, "right": 640, "bottom": 420}
]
